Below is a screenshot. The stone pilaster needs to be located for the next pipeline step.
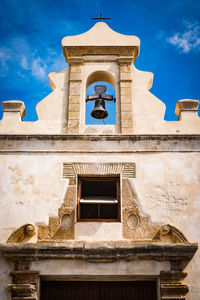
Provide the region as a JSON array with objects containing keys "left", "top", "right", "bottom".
[
  {"left": 67, "top": 57, "right": 83, "bottom": 134},
  {"left": 118, "top": 57, "right": 134, "bottom": 134},
  {"left": 8, "top": 261, "right": 39, "bottom": 300}
]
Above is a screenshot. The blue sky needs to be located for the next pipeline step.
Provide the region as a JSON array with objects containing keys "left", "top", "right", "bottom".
[{"left": 0, "top": 0, "right": 200, "bottom": 122}]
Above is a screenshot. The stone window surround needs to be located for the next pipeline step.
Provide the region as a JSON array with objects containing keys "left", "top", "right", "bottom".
[
  {"left": 63, "top": 162, "right": 135, "bottom": 224},
  {"left": 38, "top": 162, "right": 136, "bottom": 241},
  {"left": 63, "top": 162, "right": 135, "bottom": 225}
]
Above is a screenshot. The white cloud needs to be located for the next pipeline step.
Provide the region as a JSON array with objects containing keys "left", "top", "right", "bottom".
[
  {"left": 0, "top": 48, "right": 12, "bottom": 76},
  {"left": 0, "top": 38, "right": 31, "bottom": 77},
  {"left": 167, "top": 21, "right": 200, "bottom": 53},
  {"left": 31, "top": 58, "right": 47, "bottom": 80},
  {"left": 20, "top": 56, "right": 29, "bottom": 70},
  {"left": 48, "top": 54, "right": 66, "bottom": 71},
  {"left": 0, "top": 36, "right": 66, "bottom": 80}
]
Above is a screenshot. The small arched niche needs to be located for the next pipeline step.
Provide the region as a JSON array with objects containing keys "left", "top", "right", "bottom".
[{"left": 85, "top": 71, "right": 117, "bottom": 125}]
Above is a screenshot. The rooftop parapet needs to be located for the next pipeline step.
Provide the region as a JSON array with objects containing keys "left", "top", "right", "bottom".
[
  {"left": 2, "top": 100, "right": 26, "bottom": 121},
  {"left": 175, "top": 99, "right": 199, "bottom": 121}
]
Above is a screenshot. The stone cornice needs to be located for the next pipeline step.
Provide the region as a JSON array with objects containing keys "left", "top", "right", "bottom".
[
  {"left": 0, "top": 134, "right": 200, "bottom": 141},
  {"left": 1, "top": 243, "right": 198, "bottom": 263},
  {"left": 0, "top": 134, "right": 200, "bottom": 153},
  {"left": 63, "top": 46, "right": 138, "bottom": 63}
]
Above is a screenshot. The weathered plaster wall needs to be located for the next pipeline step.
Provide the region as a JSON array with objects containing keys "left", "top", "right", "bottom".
[
  {"left": 0, "top": 154, "right": 67, "bottom": 241},
  {"left": 75, "top": 223, "right": 122, "bottom": 241},
  {"left": 0, "top": 151, "right": 199, "bottom": 242},
  {"left": 32, "top": 258, "right": 170, "bottom": 278},
  {"left": 133, "top": 153, "right": 200, "bottom": 232},
  {"left": 1, "top": 148, "right": 199, "bottom": 298},
  {"left": 185, "top": 248, "right": 200, "bottom": 300},
  {"left": 0, "top": 255, "right": 12, "bottom": 300}
]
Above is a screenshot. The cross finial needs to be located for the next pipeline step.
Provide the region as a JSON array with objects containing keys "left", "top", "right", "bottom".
[{"left": 91, "top": 13, "right": 111, "bottom": 22}]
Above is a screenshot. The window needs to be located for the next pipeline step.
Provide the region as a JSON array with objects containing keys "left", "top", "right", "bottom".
[
  {"left": 41, "top": 281, "right": 157, "bottom": 300},
  {"left": 77, "top": 177, "right": 120, "bottom": 221}
]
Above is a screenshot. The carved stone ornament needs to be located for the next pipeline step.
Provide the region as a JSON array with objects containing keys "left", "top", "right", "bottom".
[
  {"left": 122, "top": 179, "right": 159, "bottom": 240},
  {"left": 38, "top": 162, "right": 192, "bottom": 245},
  {"left": 153, "top": 224, "right": 188, "bottom": 243},
  {"left": 7, "top": 224, "right": 36, "bottom": 243},
  {"left": 38, "top": 183, "right": 76, "bottom": 241}
]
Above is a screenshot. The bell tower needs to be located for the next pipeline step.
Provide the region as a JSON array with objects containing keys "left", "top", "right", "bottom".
[{"left": 62, "top": 22, "right": 140, "bottom": 134}]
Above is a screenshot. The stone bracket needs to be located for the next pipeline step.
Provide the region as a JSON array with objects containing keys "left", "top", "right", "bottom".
[
  {"left": 160, "top": 270, "right": 189, "bottom": 300},
  {"left": 8, "top": 270, "right": 39, "bottom": 300},
  {"left": 8, "top": 284, "right": 37, "bottom": 298}
]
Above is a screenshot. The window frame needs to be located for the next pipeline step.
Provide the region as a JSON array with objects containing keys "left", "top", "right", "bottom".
[{"left": 77, "top": 177, "right": 120, "bottom": 222}]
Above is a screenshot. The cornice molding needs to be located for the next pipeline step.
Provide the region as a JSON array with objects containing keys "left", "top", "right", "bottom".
[
  {"left": 1, "top": 242, "right": 198, "bottom": 263},
  {"left": 0, "top": 134, "right": 200, "bottom": 141}
]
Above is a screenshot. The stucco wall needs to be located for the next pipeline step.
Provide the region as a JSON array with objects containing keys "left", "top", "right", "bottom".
[
  {"left": 0, "top": 146, "right": 199, "bottom": 298},
  {"left": 0, "top": 255, "right": 12, "bottom": 300},
  {"left": 0, "top": 151, "right": 199, "bottom": 240},
  {"left": 0, "top": 151, "right": 199, "bottom": 241}
]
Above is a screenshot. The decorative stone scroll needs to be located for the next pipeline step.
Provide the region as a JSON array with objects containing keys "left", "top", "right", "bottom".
[
  {"left": 153, "top": 224, "right": 188, "bottom": 243},
  {"left": 62, "top": 162, "right": 135, "bottom": 179},
  {"left": 7, "top": 224, "right": 36, "bottom": 243}
]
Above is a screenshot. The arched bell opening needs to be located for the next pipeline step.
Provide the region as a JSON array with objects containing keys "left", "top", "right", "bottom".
[
  {"left": 85, "top": 71, "right": 117, "bottom": 125},
  {"left": 86, "top": 82, "right": 116, "bottom": 125}
]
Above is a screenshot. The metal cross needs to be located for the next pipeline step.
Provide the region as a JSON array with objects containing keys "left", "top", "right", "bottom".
[{"left": 91, "top": 13, "right": 111, "bottom": 22}]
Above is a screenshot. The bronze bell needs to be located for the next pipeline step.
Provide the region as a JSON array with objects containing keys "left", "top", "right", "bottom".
[
  {"left": 91, "top": 99, "right": 108, "bottom": 119},
  {"left": 86, "top": 85, "right": 114, "bottom": 120}
]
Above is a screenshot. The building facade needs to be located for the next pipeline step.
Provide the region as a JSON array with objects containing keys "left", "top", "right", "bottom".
[{"left": 0, "top": 22, "right": 200, "bottom": 299}]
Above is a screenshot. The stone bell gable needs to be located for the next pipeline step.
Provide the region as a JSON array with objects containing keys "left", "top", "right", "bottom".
[
  {"left": 0, "top": 22, "right": 200, "bottom": 134},
  {"left": 0, "top": 22, "right": 199, "bottom": 300}
]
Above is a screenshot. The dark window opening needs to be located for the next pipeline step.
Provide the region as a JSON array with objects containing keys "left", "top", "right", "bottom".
[
  {"left": 78, "top": 177, "right": 120, "bottom": 221},
  {"left": 41, "top": 280, "right": 157, "bottom": 300}
]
